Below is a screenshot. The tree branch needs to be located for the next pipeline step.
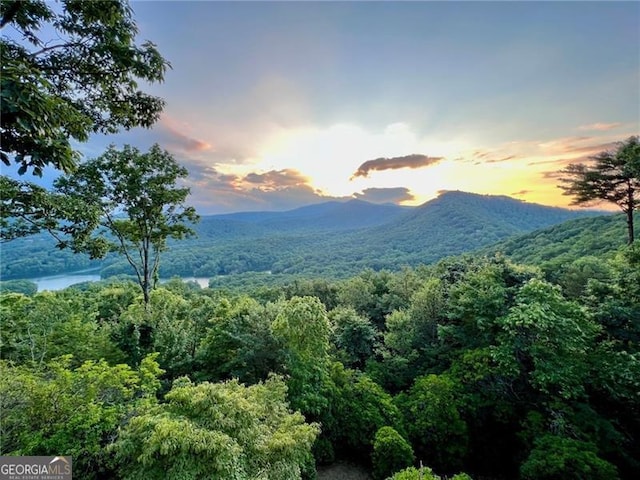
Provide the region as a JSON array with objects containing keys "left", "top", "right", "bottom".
[{"left": 0, "top": 1, "right": 21, "bottom": 28}]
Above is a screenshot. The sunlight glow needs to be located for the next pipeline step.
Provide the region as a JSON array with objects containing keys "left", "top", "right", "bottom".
[{"left": 228, "top": 123, "right": 469, "bottom": 201}]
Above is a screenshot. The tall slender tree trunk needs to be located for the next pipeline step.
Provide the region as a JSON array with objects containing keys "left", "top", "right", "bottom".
[
  {"left": 626, "top": 184, "right": 636, "bottom": 245},
  {"left": 142, "top": 239, "right": 152, "bottom": 309}
]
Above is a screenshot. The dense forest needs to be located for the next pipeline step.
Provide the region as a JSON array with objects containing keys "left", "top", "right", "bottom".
[
  {"left": 2, "top": 1, "right": 639, "bottom": 479},
  {"left": 1, "top": 244, "right": 639, "bottom": 479},
  {"left": 0, "top": 192, "right": 601, "bottom": 281}
]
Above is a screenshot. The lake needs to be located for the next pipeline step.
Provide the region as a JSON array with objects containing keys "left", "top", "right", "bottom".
[{"left": 28, "top": 273, "right": 211, "bottom": 291}]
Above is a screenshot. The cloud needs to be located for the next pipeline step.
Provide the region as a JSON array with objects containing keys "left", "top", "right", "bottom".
[
  {"left": 486, "top": 155, "right": 517, "bottom": 163},
  {"left": 353, "top": 187, "right": 415, "bottom": 204},
  {"left": 469, "top": 149, "right": 519, "bottom": 165},
  {"left": 183, "top": 166, "right": 418, "bottom": 213},
  {"left": 351, "top": 154, "right": 443, "bottom": 179},
  {"left": 511, "top": 189, "right": 531, "bottom": 196},
  {"left": 243, "top": 169, "right": 311, "bottom": 190},
  {"left": 541, "top": 170, "right": 564, "bottom": 180},
  {"left": 535, "top": 136, "right": 618, "bottom": 155},
  {"left": 182, "top": 165, "right": 341, "bottom": 214},
  {"left": 577, "top": 122, "right": 622, "bottom": 131},
  {"left": 157, "top": 116, "right": 212, "bottom": 153}
]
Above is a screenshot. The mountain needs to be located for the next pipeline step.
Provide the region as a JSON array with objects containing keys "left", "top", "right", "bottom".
[
  {"left": 198, "top": 199, "right": 410, "bottom": 236},
  {"left": 356, "top": 191, "right": 601, "bottom": 255},
  {"left": 480, "top": 212, "right": 637, "bottom": 267},
  {"left": 259, "top": 191, "right": 602, "bottom": 274},
  {"left": 0, "top": 192, "right": 605, "bottom": 280}
]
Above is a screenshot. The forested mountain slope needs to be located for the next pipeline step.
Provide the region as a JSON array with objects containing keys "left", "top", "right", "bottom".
[
  {"left": 483, "top": 212, "right": 637, "bottom": 266},
  {"left": 211, "top": 199, "right": 411, "bottom": 233},
  {"left": 334, "top": 191, "right": 601, "bottom": 261},
  {"left": 1, "top": 191, "right": 600, "bottom": 280}
]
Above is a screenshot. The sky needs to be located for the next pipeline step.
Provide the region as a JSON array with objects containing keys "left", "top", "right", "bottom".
[{"left": 8, "top": 1, "right": 640, "bottom": 214}]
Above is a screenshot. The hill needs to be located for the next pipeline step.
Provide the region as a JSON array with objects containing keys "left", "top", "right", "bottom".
[
  {"left": 196, "top": 199, "right": 410, "bottom": 239},
  {"left": 1, "top": 192, "right": 602, "bottom": 280},
  {"left": 346, "top": 191, "right": 600, "bottom": 259},
  {"left": 481, "top": 211, "right": 636, "bottom": 266}
]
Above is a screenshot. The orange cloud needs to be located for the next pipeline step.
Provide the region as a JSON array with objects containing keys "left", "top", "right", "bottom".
[
  {"left": 243, "top": 169, "right": 312, "bottom": 191},
  {"left": 159, "top": 116, "right": 212, "bottom": 153},
  {"left": 577, "top": 122, "right": 622, "bottom": 131}
]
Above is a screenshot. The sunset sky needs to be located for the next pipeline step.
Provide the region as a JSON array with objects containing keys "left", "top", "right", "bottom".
[{"left": 10, "top": 1, "right": 640, "bottom": 214}]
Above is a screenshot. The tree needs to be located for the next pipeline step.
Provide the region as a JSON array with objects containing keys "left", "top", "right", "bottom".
[
  {"left": 395, "top": 374, "right": 468, "bottom": 472},
  {"left": 0, "top": 279, "right": 37, "bottom": 295},
  {"left": 272, "top": 296, "right": 332, "bottom": 416},
  {"left": 492, "top": 279, "right": 600, "bottom": 401},
  {"left": 0, "top": 354, "right": 163, "bottom": 479},
  {"left": 330, "top": 306, "right": 378, "bottom": 369},
  {"left": 112, "top": 376, "right": 319, "bottom": 480},
  {"left": 520, "top": 435, "right": 619, "bottom": 480},
  {"left": 323, "top": 364, "right": 404, "bottom": 458},
  {"left": 54, "top": 144, "right": 199, "bottom": 306},
  {"left": 196, "top": 296, "right": 283, "bottom": 384},
  {"left": 371, "top": 426, "right": 414, "bottom": 480},
  {"left": 0, "top": 290, "right": 123, "bottom": 366},
  {"left": 388, "top": 466, "right": 472, "bottom": 480},
  {"left": 1, "top": 0, "right": 168, "bottom": 175},
  {"left": 560, "top": 136, "right": 640, "bottom": 244}
]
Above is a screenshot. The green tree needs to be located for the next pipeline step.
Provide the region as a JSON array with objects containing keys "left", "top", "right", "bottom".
[
  {"left": 0, "top": 279, "right": 36, "bottom": 295},
  {"left": 330, "top": 306, "right": 378, "bottom": 369},
  {"left": 0, "top": 291, "right": 123, "bottom": 366},
  {"left": 272, "top": 296, "right": 331, "bottom": 416},
  {"left": 0, "top": 0, "right": 168, "bottom": 175},
  {"left": 560, "top": 136, "right": 640, "bottom": 244},
  {"left": 0, "top": 354, "right": 163, "bottom": 479},
  {"left": 54, "top": 144, "right": 199, "bottom": 306},
  {"left": 395, "top": 374, "right": 468, "bottom": 472},
  {"left": 371, "top": 426, "right": 414, "bottom": 480},
  {"left": 323, "top": 364, "right": 404, "bottom": 458},
  {"left": 520, "top": 435, "right": 618, "bottom": 480},
  {"left": 338, "top": 270, "right": 409, "bottom": 330},
  {"left": 113, "top": 376, "right": 319, "bottom": 480},
  {"left": 492, "top": 279, "right": 600, "bottom": 400},
  {"left": 118, "top": 287, "right": 202, "bottom": 376},
  {"left": 388, "top": 466, "right": 472, "bottom": 480},
  {"left": 196, "top": 296, "right": 283, "bottom": 384}
]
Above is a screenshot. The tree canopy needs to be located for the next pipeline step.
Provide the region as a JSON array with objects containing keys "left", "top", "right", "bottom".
[
  {"left": 0, "top": 0, "right": 169, "bottom": 175},
  {"left": 113, "top": 376, "right": 318, "bottom": 480},
  {"left": 1, "top": 252, "right": 639, "bottom": 478},
  {"left": 560, "top": 136, "right": 640, "bottom": 244}
]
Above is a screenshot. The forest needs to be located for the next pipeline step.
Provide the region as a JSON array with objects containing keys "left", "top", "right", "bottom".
[
  {"left": 1, "top": 246, "right": 639, "bottom": 479},
  {"left": 1, "top": 1, "right": 639, "bottom": 479},
  {"left": 0, "top": 191, "right": 603, "bottom": 282}
]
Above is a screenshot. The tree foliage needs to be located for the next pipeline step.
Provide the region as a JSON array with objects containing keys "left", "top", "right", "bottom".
[
  {"left": 272, "top": 296, "right": 331, "bottom": 416},
  {"left": 520, "top": 435, "right": 619, "bottom": 480},
  {"left": 1, "top": 250, "right": 639, "bottom": 479},
  {"left": 492, "top": 278, "right": 599, "bottom": 400},
  {"left": 54, "top": 144, "right": 199, "bottom": 305},
  {"left": 395, "top": 374, "right": 468, "bottom": 472},
  {"left": 560, "top": 136, "right": 640, "bottom": 244},
  {"left": 0, "top": 0, "right": 168, "bottom": 174},
  {"left": 112, "top": 376, "right": 319, "bottom": 480},
  {"left": 371, "top": 426, "right": 414, "bottom": 480},
  {"left": 0, "top": 354, "right": 162, "bottom": 479}
]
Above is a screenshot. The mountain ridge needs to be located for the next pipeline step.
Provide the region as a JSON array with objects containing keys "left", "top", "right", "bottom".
[{"left": 1, "top": 191, "right": 607, "bottom": 280}]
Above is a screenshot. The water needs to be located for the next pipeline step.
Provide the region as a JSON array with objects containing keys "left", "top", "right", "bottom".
[
  {"left": 33, "top": 273, "right": 102, "bottom": 291},
  {"left": 27, "top": 273, "right": 211, "bottom": 291}
]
